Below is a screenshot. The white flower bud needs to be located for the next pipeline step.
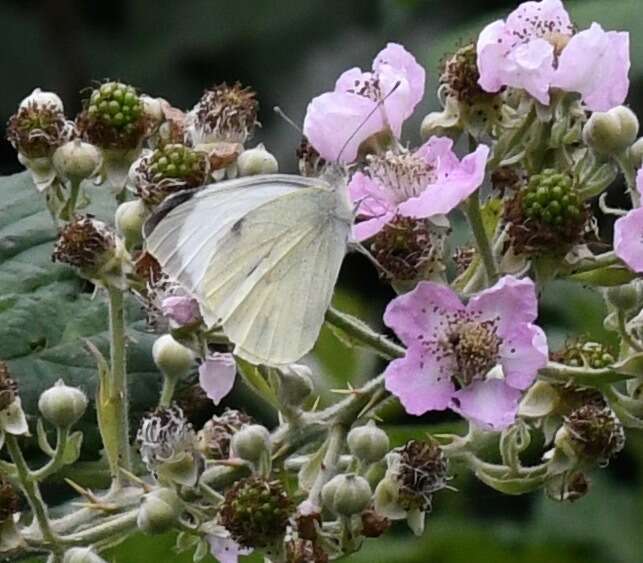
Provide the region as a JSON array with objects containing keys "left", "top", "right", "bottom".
[
  {"left": 137, "top": 487, "right": 183, "bottom": 534},
  {"left": 115, "top": 199, "right": 148, "bottom": 247},
  {"left": 347, "top": 421, "right": 390, "bottom": 464},
  {"left": 152, "top": 335, "right": 195, "bottom": 380},
  {"left": 237, "top": 145, "right": 278, "bottom": 176},
  {"left": 583, "top": 106, "right": 639, "bottom": 155},
  {"left": 63, "top": 548, "right": 107, "bottom": 563},
  {"left": 53, "top": 140, "right": 102, "bottom": 183},
  {"left": 38, "top": 380, "right": 87, "bottom": 428},
  {"left": 321, "top": 473, "right": 372, "bottom": 516},
  {"left": 20, "top": 88, "right": 64, "bottom": 112},
  {"left": 140, "top": 95, "right": 165, "bottom": 125},
  {"left": 629, "top": 137, "right": 643, "bottom": 169},
  {"left": 230, "top": 424, "right": 270, "bottom": 463},
  {"left": 277, "top": 364, "right": 313, "bottom": 407}
]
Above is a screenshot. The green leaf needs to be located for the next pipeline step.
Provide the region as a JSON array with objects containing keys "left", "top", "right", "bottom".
[
  {"left": 568, "top": 266, "right": 636, "bottom": 287},
  {"left": 0, "top": 172, "right": 160, "bottom": 453}
]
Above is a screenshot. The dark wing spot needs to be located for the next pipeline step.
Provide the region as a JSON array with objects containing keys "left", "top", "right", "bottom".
[{"left": 231, "top": 218, "right": 244, "bottom": 234}]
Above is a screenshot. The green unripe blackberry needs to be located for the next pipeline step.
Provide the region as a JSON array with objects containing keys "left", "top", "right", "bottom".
[
  {"left": 78, "top": 81, "right": 146, "bottom": 149},
  {"left": 560, "top": 339, "right": 615, "bottom": 370},
  {"left": 506, "top": 168, "right": 588, "bottom": 256},
  {"left": 134, "top": 143, "right": 208, "bottom": 206},
  {"left": 220, "top": 477, "right": 292, "bottom": 549}
]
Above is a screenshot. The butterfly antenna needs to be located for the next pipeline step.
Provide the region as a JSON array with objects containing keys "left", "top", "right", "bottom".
[
  {"left": 273, "top": 106, "right": 303, "bottom": 135},
  {"left": 336, "top": 80, "right": 401, "bottom": 163}
]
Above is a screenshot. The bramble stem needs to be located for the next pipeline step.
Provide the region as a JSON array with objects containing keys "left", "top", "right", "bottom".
[
  {"left": 32, "top": 426, "right": 70, "bottom": 481},
  {"left": 307, "top": 425, "right": 346, "bottom": 505},
  {"left": 158, "top": 375, "right": 177, "bottom": 408},
  {"left": 107, "top": 286, "right": 131, "bottom": 479},
  {"left": 5, "top": 434, "right": 60, "bottom": 550},
  {"left": 464, "top": 194, "right": 498, "bottom": 285}
]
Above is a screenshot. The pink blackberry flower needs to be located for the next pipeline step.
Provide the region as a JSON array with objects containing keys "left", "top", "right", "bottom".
[
  {"left": 477, "top": 0, "right": 629, "bottom": 111},
  {"left": 199, "top": 353, "right": 237, "bottom": 406},
  {"left": 160, "top": 295, "right": 202, "bottom": 326},
  {"left": 614, "top": 168, "right": 643, "bottom": 273},
  {"left": 207, "top": 534, "right": 252, "bottom": 563},
  {"left": 383, "top": 276, "right": 548, "bottom": 430},
  {"left": 349, "top": 136, "right": 489, "bottom": 241},
  {"left": 303, "top": 43, "right": 425, "bottom": 163}
]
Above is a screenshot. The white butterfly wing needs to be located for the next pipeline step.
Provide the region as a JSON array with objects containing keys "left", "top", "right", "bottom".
[{"left": 145, "top": 174, "right": 352, "bottom": 366}]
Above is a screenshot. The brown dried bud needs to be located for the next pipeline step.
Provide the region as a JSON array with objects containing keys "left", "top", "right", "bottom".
[
  {"left": 0, "top": 362, "right": 18, "bottom": 412},
  {"left": 52, "top": 216, "right": 116, "bottom": 272},
  {"left": 285, "top": 539, "right": 328, "bottom": 563},
  {"left": 491, "top": 166, "right": 525, "bottom": 196},
  {"left": 297, "top": 138, "right": 326, "bottom": 177},
  {"left": 189, "top": 82, "right": 259, "bottom": 145},
  {"left": 452, "top": 246, "right": 476, "bottom": 277},
  {"left": 0, "top": 477, "right": 20, "bottom": 523},
  {"left": 564, "top": 404, "right": 625, "bottom": 465},
  {"left": 196, "top": 408, "right": 254, "bottom": 460},
  {"left": 440, "top": 43, "right": 492, "bottom": 105},
  {"left": 360, "top": 508, "right": 391, "bottom": 538},
  {"left": 7, "top": 102, "right": 73, "bottom": 158}
]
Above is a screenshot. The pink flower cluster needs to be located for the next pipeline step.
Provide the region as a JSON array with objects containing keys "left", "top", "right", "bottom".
[
  {"left": 477, "top": 0, "right": 630, "bottom": 111},
  {"left": 383, "top": 276, "right": 548, "bottom": 429}
]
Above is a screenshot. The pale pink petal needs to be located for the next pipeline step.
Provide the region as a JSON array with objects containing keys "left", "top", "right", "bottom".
[
  {"left": 199, "top": 353, "right": 237, "bottom": 406},
  {"left": 504, "top": 39, "right": 555, "bottom": 105},
  {"left": 553, "top": 24, "right": 630, "bottom": 112},
  {"left": 352, "top": 212, "right": 395, "bottom": 242},
  {"left": 614, "top": 207, "right": 643, "bottom": 273},
  {"left": 451, "top": 379, "right": 522, "bottom": 430},
  {"left": 398, "top": 142, "right": 489, "bottom": 218},
  {"left": 373, "top": 43, "right": 426, "bottom": 108},
  {"left": 208, "top": 535, "right": 252, "bottom": 563},
  {"left": 477, "top": 20, "right": 512, "bottom": 93},
  {"left": 303, "top": 91, "right": 384, "bottom": 163},
  {"left": 335, "top": 67, "right": 370, "bottom": 92},
  {"left": 505, "top": 0, "right": 571, "bottom": 36},
  {"left": 467, "top": 275, "right": 539, "bottom": 334},
  {"left": 349, "top": 171, "right": 394, "bottom": 218},
  {"left": 161, "top": 295, "right": 201, "bottom": 326},
  {"left": 500, "top": 324, "right": 548, "bottom": 390},
  {"left": 383, "top": 281, "right": 464, "bottom": 347},
  {"left": 384, "top": 348, "right": 455, "bottom": 415}
]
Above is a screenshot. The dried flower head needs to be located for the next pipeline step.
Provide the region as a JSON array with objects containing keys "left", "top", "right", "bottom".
[
  {"left": 0, "top": 477, "right": 20, "bottom": 523},
  {"left": 297, "top": 138, "right": 326, "bottom": 177},
  {"left": 133, "top": 144, "right": 209, "bottom": 207},
  {"left": 370, "top": 216, "right": 446, "bottom": 283},
  {"left": 77, "top": 82, "right": 147, "bottom": 149},
  {"left": 285, "top": 538, "right": 329, "bottom": 563},
  {"left": 7, "top": 102, "right": 73, "bottom": 158},
  {"left": 491, "top": 166, "right": 525, "bottom": 196},
  {"left": 452, "top": 246, "right": 476, "bottom": 277},
  {"left": 505, "top": 169, "right": 589, "bottom": 256},
  {"left": 440, "top": 43, "right": 492, "bottom": 105},
  {"left": 556, "top": 338, "right": 615, "bottom": 370},
  {"left": 391, "top": 440, "right": 449, "bottom": 512},
  {"left": 564, "top": 404, "right": 625, "bottom": 465},
  {"left": 136, "top": 405, "right": 196, "bottom": 471},
  {"left": 360, "top": 509, "right": 391, "bottom": 538},
  {"left": 188, "top": 82, "right": 259, "bottom": 145},
  {"left": 52, "top": 216, "right": 116, "bottom": 272},
  {"left": 220, "top": 477, "right": 292, "bottom": 549},
  {"left": 197, "top": 408, "right": 254, "bottom": 460},
  {"left": 0, "top": 362, "right": 18, "bottom": 412}
]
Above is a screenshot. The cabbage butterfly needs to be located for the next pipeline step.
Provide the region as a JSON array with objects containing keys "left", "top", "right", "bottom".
[{"left": 144, "top": 167, "right": 354, "bottom": 366}]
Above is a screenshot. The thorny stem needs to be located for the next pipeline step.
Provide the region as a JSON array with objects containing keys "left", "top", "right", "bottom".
[
  {"left": 4, "top": 434, "right": 60, "bottom": 551},
  {"left": 464, "top": 194, "right": 499, "bottom": 285},
  {"left": 158, "top": 375, "right": 177, "bottom": 408},
  {"left": 615, "top": 152, "right": 639, "bottom": 207},
  {"left": 107, "top": 286, "right": 131, "bottom": 480}
]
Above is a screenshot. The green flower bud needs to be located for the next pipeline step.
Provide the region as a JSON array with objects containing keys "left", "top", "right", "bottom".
[
  {"left": 583, "top": 106, "right": 639, "bottom": 155},
  {"left": 62, "top": 548, "right": 107, "bottom": 563},
  {"left": 322, "top": 473, "right": 372, "bottom": 516},
  {"left": 237, "top": 145, "right": 278, "bottom": 176},
  {"left": 115, "top": 199, "right": 148, "bottom": 248},
  {"left": 629, "top": 137, "right": 643, "bottom": 169},
  {"left": 347, "top": 420, "right": 390, "bottom": 464},
  {"left": 137, "top": 488, "right": 183, "bottom": 534},
  {"left": 53, "top": 139, "right": 102, "bottom": 183},
  {"left": 38, "top": 379, "right": 87, "bottom": 428},
  {"left": 230, "top": 424, "right": 270, "bottom": 463},
  {"left": 605, "top": 283, "right": 640, "bottom": 311},
  {"left": 152, "top": 334, "right": 195, "bottom": 380},
  {"left": 277, "top": 364, "right": 313, "bottom": 407}
]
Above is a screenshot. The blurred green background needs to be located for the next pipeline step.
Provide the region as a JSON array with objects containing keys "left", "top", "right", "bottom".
[{"left": 0, "top": 0, "right": 641, "bottom": 561}]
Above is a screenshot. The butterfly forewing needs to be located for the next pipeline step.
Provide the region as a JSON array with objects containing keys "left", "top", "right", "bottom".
[{"left": 145, "top": 174, "right": 352, "bottom": 365}]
